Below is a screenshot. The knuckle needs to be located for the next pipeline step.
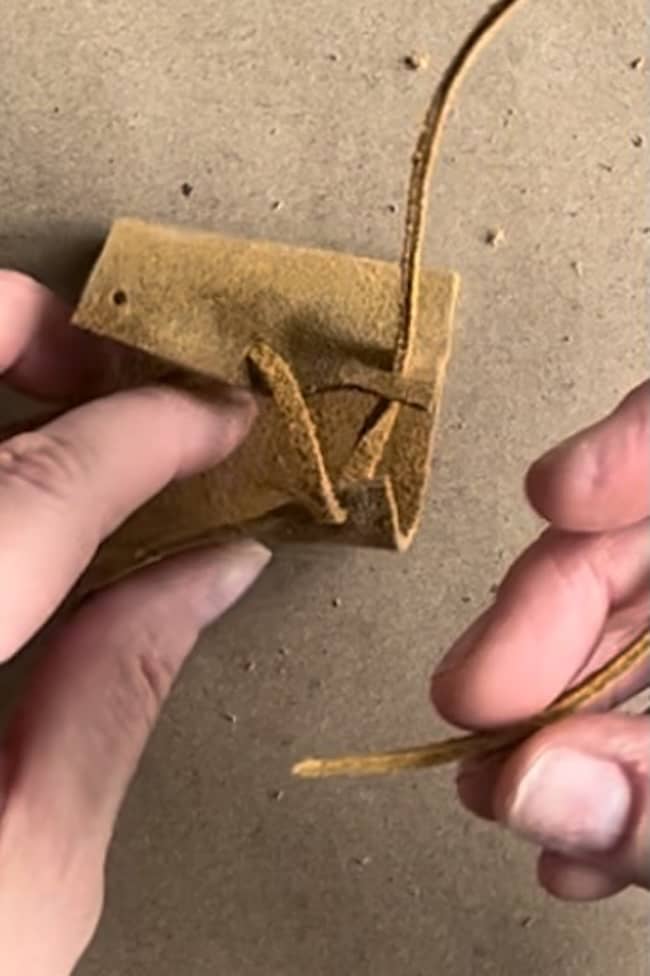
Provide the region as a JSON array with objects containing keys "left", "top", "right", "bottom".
[
  {"left": 134, "top": 646, "right": 177, "bottom": 724},
  {"left": 115, "top": 620, "right": 183, "bottom": 734},
  {"left": 0, "top": 429, "right": 86, "bottom": 504}
]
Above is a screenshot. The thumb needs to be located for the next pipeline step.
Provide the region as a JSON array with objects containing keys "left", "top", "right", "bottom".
[
  {"left": 4, "top": 541, "right": 270, "bottom": 858},
  {"left": 493, "top": 713, "right": 650, "bottom": 895}
]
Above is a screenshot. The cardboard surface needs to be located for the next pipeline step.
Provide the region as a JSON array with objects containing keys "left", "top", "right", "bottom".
[{"left": 1, "top": 1, "right": 648, "bottom": 974}]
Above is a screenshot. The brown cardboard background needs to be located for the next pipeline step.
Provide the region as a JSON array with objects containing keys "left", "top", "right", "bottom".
[{"left": 1, "top": 1, "right": 648, "bottom": 973}]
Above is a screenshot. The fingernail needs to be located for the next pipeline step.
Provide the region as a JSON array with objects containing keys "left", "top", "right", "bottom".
[
  {"left": 214, "top": 384, "right": 258, "bottom": 427},
  {"left": 218, "top": 384, "right": 258, "bottom": 411},
  {"left": 434, "top": 608, "right": 493, "bottom": 675},
  {"left": 208, "top": 386, "right": 258, "bottom": 458},
  {"left": 201, "top": 540, "right": 271, "bottom": 625},
  {"left": 505, "top": 748, "right": 633, "bottom": 855}
]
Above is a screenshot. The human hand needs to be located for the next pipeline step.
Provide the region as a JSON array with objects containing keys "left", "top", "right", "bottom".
[
  {"left": 432, "top": 381, "right": 650, "bottom": 901},
  {"left": 0, "top": 271, "right": 270, "bottom": 975}
]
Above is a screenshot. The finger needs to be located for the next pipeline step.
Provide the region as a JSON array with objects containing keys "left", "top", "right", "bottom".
[
  {"left": 527, "top": 381, "right": 650, "bottom": 532},
  {"left": 0, "top": 270, "right": 122, "bottom": 400},
  {"left": 1, "top": 541, "right": 270, "bottom": 857},
  {"left": 0, "top": 541, "right": 269, "bottom": 976},
  {"left": 536, "top": 852, "right": 628, "bottom": 902},
  {"left": 457, "top": 755, "right": 630, "bottom": 901},
  {"left": 494, "top": 713, "right": 650, "bottom": 891},
  {"left": 456, "top": 754, "right": 504, "bottom": 821},
  {"left": 432, "top": 519, "right": 649, "bottom": 728},
  {"left": 456, "top": 618, "right": 648, "bottom": 814},
  {"left": 0, "top": 384, "right": 256, "bottom": 663}
]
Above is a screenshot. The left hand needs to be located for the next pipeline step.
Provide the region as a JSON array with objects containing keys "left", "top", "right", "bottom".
[{"left": 0, "top": 271, "right": 270, "bottom": 975}]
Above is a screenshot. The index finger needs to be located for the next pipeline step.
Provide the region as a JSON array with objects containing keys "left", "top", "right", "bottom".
[
  {"left": 0, "top": 278, "right": 256, "bottom": 663},
  {"left": 0, "top": 270, "right": 122, "bottom": 401}
]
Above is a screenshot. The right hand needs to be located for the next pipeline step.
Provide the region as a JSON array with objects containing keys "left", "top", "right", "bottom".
[{"left": 432, "top": 381, "right": 650, "bottom": 901}]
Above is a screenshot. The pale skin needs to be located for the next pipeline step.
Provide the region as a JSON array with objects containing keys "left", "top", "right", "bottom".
[{"left": 0, "top": 271, "right": 647, "bottom": 975}]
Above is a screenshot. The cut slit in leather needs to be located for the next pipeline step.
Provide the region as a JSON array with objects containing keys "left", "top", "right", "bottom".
[{"left": 246, "top": 339, "right": 346, "bottom": 527}]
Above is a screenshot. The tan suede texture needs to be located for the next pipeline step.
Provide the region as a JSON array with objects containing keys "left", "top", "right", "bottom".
[{"left": 72, "top": 218, "right": 459, "bottom": 589}]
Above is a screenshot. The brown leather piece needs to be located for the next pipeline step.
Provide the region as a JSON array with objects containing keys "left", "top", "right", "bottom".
[{"left": 71, "top": 218, "right": 459, "bottom": 590}]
